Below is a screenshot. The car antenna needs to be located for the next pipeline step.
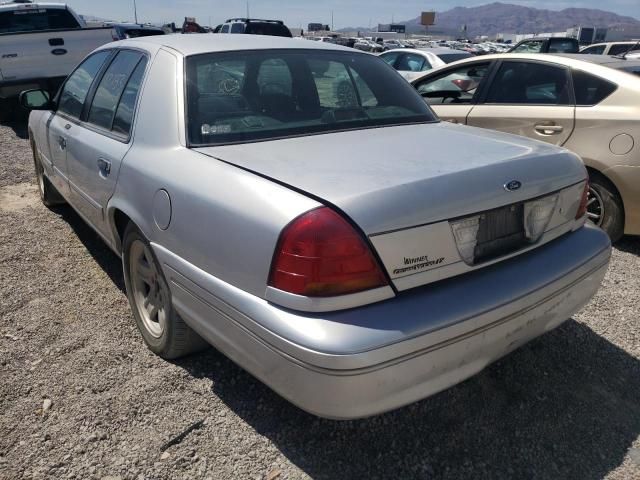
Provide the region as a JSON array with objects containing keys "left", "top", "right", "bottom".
[{"left": 613, "top": 40, "right": 640, "bottom": 60}]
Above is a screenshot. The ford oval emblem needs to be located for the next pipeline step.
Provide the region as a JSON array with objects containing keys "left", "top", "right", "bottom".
[
  {"left": 504, "top": 180, "right": 522, "bottom": 192},
  {"left": 51, "top": 48, "right": 67, "bottom": 56}
]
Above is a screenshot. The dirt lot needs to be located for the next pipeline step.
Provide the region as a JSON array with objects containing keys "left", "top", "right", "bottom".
[{"left": 1, "top": 119, "right": 639, "bottom": 480}]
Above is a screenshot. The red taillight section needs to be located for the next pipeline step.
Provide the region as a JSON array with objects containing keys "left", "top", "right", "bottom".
[
  {"left": 576, "top": 181, "right": 589, "bottom": 220},
  {"left": 269, "top": 207, "right": 388, "bottom": 297}
]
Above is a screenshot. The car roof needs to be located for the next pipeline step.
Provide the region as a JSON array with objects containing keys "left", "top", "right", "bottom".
[{"left": 110, "top": 33, "right": 355, "bottom": 56}]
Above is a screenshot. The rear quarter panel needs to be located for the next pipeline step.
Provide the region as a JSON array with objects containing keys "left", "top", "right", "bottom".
[{"left": 108, "top": 48, "right": 320, "bottom": 298}]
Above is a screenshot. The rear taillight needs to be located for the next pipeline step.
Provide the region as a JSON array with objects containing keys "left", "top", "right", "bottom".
[
  {"left": 269, "top": 207, "right": 388, "bottom": 297},
  {"left": 576, "top": 181, "right": 589, "bottom": 220}
]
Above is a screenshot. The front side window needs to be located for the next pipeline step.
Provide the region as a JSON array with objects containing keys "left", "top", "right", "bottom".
[
  {"left": 485, "top": 62, "right": 570, "bottom": 105},
  {"left": 438, "top": 53, "right": 473, "bottom": 64},
  {"left": 58, "top": 51, "right": 111, "bottom": 119},
  {"left": 0, "top": 8, "right": 79, "bottom": 34},
  {"left": 582, "top": 45, "right": 605, "bottom": 55},
  {"left": 220, "top": 24, "right": 229, "bottom": 33},
  {"left": 609, "top": 44, "right": 640, "bottom": 56},
  {"left": 88, "top": 51, "right": 144, "bottom": 130},
  {"left": 186, "top": 50, "right": 435, "bottom": 146},
  {"left": 230, "top": 23, "right": 244, "bottom": 33},
  {"left": 512, "top": 41, "right": 543, "bottom": 53},
  {"left": 414, "top": 62, "right": 490, "bottom": 105}
]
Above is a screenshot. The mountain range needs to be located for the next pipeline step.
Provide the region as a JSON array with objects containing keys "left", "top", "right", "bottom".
[{"left": 347, "top": 2, "right": 640, "bottom": 37}]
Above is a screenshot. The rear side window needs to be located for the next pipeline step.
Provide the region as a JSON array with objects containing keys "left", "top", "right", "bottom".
[
  {"left": 485, "top": 62, "right": 570, "bottom": 105},
  {"left": 396, "top": 53, "right": 429, "bottom": 72},
  {"left": 379, "top": 52, "right": 401, "bottom": 68},
  {"left": 572, "top": 70, "right": 617, "bottom": 106},
  {"left": 112, "top": 58, "right": 148, "bottom": 136},
  {"left": 511, "top": 41, "right": 543, "bottom": 53},
  {"left": 58, "top": 51, "right": 111, "bottom": 119},
  {"left": 244, "top": 22, "right": 292, "bottom": 37},
  {"left": 548, "top": 38, "right": 578, "bottom": 53},
  {"left": 88, "top": 51, "right": 144, "bottom": 131},
  {"left": 0, "top": 8, "right": 80, "bottom": 33}
]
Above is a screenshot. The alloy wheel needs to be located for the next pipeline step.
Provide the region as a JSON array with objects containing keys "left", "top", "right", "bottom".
[
  {"left": 587, "top": 186, "right": 605, "bottom": 227},
  {"left": 129, "top": 240, "right": 169, "bottom": 338}
]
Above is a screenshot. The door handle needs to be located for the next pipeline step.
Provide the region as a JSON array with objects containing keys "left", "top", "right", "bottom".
[
  {"left": 57, "top": 136, "right": 66, "bottom": 149},
  {"left": 534, "top": 123, "right": 564, "bottom": 135},
  {"left": 97, "top": 158, "right": 111, "bottom": 176}
]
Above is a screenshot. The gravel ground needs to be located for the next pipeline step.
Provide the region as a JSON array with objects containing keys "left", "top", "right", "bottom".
[{"left": 1, "top": 119, "right": 639, "bottom": 480}]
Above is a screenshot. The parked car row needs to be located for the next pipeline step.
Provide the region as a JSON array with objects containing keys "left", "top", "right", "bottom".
[{"left": 20, "top": 34, "right": 613, "bottom": 419}]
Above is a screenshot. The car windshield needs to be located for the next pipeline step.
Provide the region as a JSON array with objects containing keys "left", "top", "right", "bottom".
[
  {"left": 0, "top": 8, "right": 80, "bottom": 33},
  {"left": 186, "top": 49, "right": 436, "bottom": 146},
  {"left": 437, "top": 53, "right": 473, "bottom": 64}
]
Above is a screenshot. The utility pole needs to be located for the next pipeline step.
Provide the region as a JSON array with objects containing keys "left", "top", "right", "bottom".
[
  {"left": 331, "top": 10, "right": 334, "bottom": 31},
  {"left": 246, "top": 1, "right": 250, "bottom": 18},
  {"left": 133, "top": 0, "right": 138, "bottom": 24}
]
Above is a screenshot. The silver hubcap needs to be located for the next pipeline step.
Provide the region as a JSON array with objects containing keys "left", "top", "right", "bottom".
[
  {"left": 587, "top": 186, "right": 605, "bottom": 227},
  {"left": 129, "top": 240, "right": 169, "bottom": 338}
]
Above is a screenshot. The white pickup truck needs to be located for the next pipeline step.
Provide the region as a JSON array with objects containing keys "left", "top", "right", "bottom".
[{"left": 0, "top": 0, "right": 112, "bottom": 119}]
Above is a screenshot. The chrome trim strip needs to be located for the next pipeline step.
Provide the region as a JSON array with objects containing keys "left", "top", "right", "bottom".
[{"left": 264, "top": 285, "right": 395, "bottom": 313}]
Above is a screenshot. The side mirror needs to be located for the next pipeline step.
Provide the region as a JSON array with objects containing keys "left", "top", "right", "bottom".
[{"left": 19, "top": 89, "right": 52, "bottom": 111}]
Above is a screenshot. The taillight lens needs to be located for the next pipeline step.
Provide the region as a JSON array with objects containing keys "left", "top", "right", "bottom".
[
  {"left": 269, "top": 207, "right": 388, "bottom": 297},
  {"left": 576, "top": 181, "right": 589, "bottom": 220}
]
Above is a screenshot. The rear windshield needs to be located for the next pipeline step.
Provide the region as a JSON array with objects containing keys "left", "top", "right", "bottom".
[
  {"left": 120, "top": 28, "right": 165, "bottom": 39},
  {"left": 186, "top": 49, "right": 436, "bottom": 146},
  {"left": 0, "top": 8, "right": 80, "bottom": 34},
  {"left": 438, "top": 53, "right": 473, "bottom": 64},
  {"left": 244, "top": 22, "right": 292, "bottom": 37}
]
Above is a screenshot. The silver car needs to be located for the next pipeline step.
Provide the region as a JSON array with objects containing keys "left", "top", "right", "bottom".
[{"left": 22, "top": 35, "right": 610, "bottom": 419}]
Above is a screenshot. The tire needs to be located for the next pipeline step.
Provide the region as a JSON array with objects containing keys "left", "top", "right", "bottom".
[
  {"left": 588, "top": 171, "right": 624, "bottom": 243},
  {"left": 31, "top": 138, "right": 65, "bottom": 207},
  {"left": 122, "top": 223, "right": 208, "bottom": 359}
]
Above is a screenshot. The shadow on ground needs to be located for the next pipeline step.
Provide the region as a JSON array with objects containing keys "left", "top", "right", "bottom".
[
  {"left": 616, "top": 236, "right": 639, "bottom": 256},
  {"left": 178, "top": 321, "right": 640, "bottom": 479},
  {"left": 1, "top": 109, "right": 29, "bottom": 139},
  {"left": 55, "top": 205, "right": 125, "bottom": 293}
]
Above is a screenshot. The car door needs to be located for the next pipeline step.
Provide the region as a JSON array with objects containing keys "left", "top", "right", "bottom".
[
  {"left": 46, "top": 50, "right": 112, "bottom": 198},
  {"left": 412, "top": 61, "right": 492, "bottom": 124},
  {"left": 466, "top": 60, "right": 575, "bottom": 146},
  {"left": 64, "top": 50, "right": 147, "bottom": 236}
]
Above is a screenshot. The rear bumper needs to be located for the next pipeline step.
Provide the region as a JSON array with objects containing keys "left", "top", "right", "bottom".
[{"left": 155, "top": 224, "right": 610, "bottom": 419}]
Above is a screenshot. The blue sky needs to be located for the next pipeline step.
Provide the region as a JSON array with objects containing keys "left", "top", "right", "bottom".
[{"left": 71, "top": 0, "right": 640, "bottom": 28}]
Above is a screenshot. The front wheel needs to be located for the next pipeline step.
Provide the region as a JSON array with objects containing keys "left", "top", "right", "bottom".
[
  {"left": 122, "top": 223, "right": 208, "bottom": 359},
  {"left": 587, "top": 172, "right": 624, "bottom": 242}
]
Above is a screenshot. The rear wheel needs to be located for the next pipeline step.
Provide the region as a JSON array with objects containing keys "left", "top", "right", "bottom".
[
  {"left": 122, "top": 223, "right": 208, "bottom": 359},
  {"left": 31, "top": 139, "right": 65, "bottom": 207},
  {"left": 587, "top": 171, "right": 624, "bottom": 242}
]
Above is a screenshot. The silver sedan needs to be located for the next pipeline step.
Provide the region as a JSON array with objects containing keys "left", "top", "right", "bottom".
[{"left": 22, "top": 35, "right": 610, "bottom": 419}]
